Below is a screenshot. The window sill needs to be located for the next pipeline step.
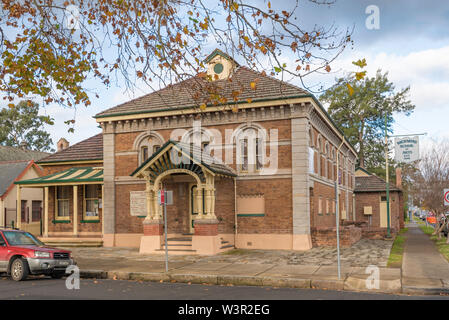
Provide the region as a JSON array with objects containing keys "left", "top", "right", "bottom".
[
  {"left": 237, "top": 214, "right": 265, "bottom": 217},
  {"left": 52, "top": 220, "right": 71, "bottom": 224},
  {"left": 81, "top": 220, "right": 100, "bottom": 223}
]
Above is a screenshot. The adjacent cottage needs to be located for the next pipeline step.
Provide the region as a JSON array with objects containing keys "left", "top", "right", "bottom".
[{"left": 354, "top": 167, "right": 404, "bottom": 238}]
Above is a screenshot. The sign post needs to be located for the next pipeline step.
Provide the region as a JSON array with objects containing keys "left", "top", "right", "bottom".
[{"left": 159, "top": 189, "right": 169, "bottom": 273}]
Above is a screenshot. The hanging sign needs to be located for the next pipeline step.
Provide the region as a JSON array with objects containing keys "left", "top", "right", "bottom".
[{"left": 394, "top": 136, "right": 419, "bottom": 163}]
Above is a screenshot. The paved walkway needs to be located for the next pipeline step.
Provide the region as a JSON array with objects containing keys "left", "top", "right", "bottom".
[
  {"left": 69, "top": 238, "right": 393, "bottom": 267},
  {"left": 64, "top": 239, "right": 401, "bottom": 294},
  {"left": 402, "top": 221, "right": 449, "bottom": 293}
]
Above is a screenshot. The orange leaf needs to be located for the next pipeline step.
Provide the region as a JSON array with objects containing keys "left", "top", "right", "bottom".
[{"left": 250, "top": 82, "right": 257, "bottom": 90}]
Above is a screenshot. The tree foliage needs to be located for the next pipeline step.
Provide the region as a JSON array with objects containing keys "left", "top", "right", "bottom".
[
  {"left": 0, "top": 0, "right": 351, "bottom": 110},
  {"left": 410, "top": 140, "right": 449, "bottom": 242},
  {"left": 320, "top": 70, "right": 415, "bottom": 171},
  {"left": 0, "top": 100, "right": 54, "bottom": 152}
]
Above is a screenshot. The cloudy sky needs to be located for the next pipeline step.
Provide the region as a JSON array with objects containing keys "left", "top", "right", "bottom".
[{"left": 36, "top": 0, "right": 449, "bottom": 151}]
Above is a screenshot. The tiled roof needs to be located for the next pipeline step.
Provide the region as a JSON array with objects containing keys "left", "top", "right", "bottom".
[
  {"left": 95, "top": 66, "right": 310, "bottom": 118},
  {"left": 0, "top": 146, "right": 48, "bottom": 161},
  {"left": 38, "top": 134, "right": 103, "bottom": 163},
  {"left": 355, "top": 175, "right": 401, "bottom": 193},
  {"left": 0, "top": 160, "right": 30, "bottom": 196}
]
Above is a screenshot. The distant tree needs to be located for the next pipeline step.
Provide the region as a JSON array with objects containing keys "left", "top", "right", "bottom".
[
  {"left": 0, "top": 101, "right": 54, "bottom": 152},
  {"left": 0, "top": 0, "right": 352, "bottom": 110},
  {"left": 321, "top": 70, "right": 415, "bottom": 171},
  {"left": 411, "top": 140, "right": 449, "bottom": 241}
]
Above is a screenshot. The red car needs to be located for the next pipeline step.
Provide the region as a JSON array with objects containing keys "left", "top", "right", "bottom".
[{"left": 0, "top": 228, "right": 75, "bottom": 281}]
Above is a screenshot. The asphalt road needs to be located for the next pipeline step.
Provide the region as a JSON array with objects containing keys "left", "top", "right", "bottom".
[{"left": 0, "top": 276, "right": 448, "bottom": 300}]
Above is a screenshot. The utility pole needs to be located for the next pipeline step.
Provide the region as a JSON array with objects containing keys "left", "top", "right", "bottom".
[
  {"left": 385, "top": 112, "right": 391, "bottom": 238},
  {"left": 335, "top": 137, "right": 345, "bottom": 280}
]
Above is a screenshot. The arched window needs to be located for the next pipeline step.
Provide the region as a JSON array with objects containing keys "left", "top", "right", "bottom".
[
  {"left": 234, "top": 124, "right": 266, "bottom": 173},
  {"left": 182, "top": 128, "right": 212, "bottom": 155},
  {"left": 134, "top": 131, "right": 164, "bottom": 165}
]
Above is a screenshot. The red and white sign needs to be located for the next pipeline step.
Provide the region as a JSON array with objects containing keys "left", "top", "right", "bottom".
[
  {"left": 158, "top": 189, "right": 165, "bottom": 205},
  {"left": 444, "top": 189, "right": 449, "bottom": 206}
]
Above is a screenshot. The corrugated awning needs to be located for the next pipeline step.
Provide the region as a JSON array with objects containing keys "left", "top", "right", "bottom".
[{"left": 15, "top": 167, "right": 103, "bottom": 187}]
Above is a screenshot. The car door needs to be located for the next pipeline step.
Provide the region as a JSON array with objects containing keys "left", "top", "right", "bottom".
[{"left": 0, "top": 233, "right": 8, "bottom": 272}]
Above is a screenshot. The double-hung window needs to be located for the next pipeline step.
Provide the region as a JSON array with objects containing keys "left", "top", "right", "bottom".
[
  {"left": 56, "top": 186, "right": 70, "bottom": 219},
  {"left": 84, "top": 185, "right": 100, "bottom": 220}
]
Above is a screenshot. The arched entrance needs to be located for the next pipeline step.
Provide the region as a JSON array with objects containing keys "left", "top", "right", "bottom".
[{"left": 130, "top": 140, "right": 236, "bottom": 255}]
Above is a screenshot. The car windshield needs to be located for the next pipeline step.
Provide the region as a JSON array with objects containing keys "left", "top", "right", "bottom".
[{"left": 3, "top": 231, "right": 44, "bottom": 246}]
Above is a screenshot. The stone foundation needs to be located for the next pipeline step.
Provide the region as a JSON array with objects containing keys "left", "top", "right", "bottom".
[
  {"left": 361, "top": 227, "right": 397, "bottom": 240},
  {"left": 311, "top": 225, "right": 362, "bottom": 247},
  {"left": 192, "top": 219, "right": 220, "bottom": 255},
  {"left": 139, "top": 219, "right": 164, "bottom": 254}
]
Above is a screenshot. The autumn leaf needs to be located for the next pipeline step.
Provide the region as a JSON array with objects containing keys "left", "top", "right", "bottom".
[
  {"left": 347, "top": 83, "right": 354, "bottom": 96},
  {"left": 355, "top": 71, "right": 366, "bottom": 81},
  {"left": 325, "top": 65, "right": 331, "bottom": 72},
  {"left": 250, "top": 81, "right": 257, "bottom": 90},
  {"left": 352, "top": 58, "right": 367, "bottom": 69}
]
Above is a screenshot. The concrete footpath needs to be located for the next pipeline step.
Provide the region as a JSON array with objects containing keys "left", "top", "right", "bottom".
[
  {"left": 78, "top": 263, "right": 402, "bottom": 294},
  {"left": 402, "top": 221, "right": 449, "bottom": 295},
  {"left": 68, "top": 222, "right": 449, "bottom": 296},
  {"left": 75, "top": 255, "right": 402, "bottom": 294}
]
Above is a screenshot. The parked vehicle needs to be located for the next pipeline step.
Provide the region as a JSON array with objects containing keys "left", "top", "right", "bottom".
[{"left": 0, "top": 228, "right": 75, "bottom": 281}]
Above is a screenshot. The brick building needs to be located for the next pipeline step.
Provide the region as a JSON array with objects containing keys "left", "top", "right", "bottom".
[
  {"left": 17, "top": 49, "right": 358, "bottom": 253},
  {"left": 354, "top": 167, "right": 404, "bottom": 239}
]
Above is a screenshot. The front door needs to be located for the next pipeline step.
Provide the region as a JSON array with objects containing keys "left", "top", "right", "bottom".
[{"left": 380, "top": 196, "right": 391, "bottom": 228}]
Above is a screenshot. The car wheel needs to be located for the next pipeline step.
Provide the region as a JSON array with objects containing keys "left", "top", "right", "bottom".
[
  {"left": 50, "top": 272, "right": 65, "bottom": 279},
  {"left": 10, "top": 258, "right": 29, "bottom": 281}
]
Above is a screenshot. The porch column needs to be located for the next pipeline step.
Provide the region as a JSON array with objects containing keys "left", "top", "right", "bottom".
[
  {"left": 196, "top": 184, "right": 204, "bottom": 219},
  {"left": 153, "top": 184, "right": 161, "bottom": 220},
  {"left": 44, "top": 187, "right": 49, "bottom": 237},
  {"left": 140, "top": 181, "right": 164, "bottom": 254},
  {"left": 205, "top": 186, "right": 212, "bottom": 218},
  {"left": 210, "top": 187, "right": 216, "bottom": 219},
  {"left": 101, "top": 184, "right": 104, "bottom": 235},
  {"left": 73, "top": 185, "right": 78, "bottom": 236},
  {"left": 16, "top": 185, "right": 21, "bottom": 229},
  {"left": 144, "top": 180, "right": 156, "bottom": 221}
]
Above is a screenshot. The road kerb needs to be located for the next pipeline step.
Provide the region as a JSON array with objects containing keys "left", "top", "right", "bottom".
[{"left": 78, "top": 269, "right": 449, "bottom": 295}]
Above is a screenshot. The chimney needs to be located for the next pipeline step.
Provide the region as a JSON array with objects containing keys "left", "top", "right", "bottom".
[
  {"left": 395, "top": 167, "right": 402, "bottom": 189},
  {"left": 57, "top": 138, "right": 69, "bottom": 152}
]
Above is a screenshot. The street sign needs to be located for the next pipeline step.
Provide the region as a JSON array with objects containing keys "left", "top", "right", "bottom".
[
  {"left": 158, "top": 190, "right": 173, "bottom": 205},
  {"left": 158, "top": 189, "right": 165, "bottom": 205},
  {"left": 394, "top": 136, "right": 419, "bottom": 163},
  {"left": 444, "top": 189, "right": 449, "bottom": 206}
]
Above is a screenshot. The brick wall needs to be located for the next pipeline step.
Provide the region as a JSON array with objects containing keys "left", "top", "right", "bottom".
[
  {"left": 236, "top": 178, "right": 292, "bottom": 234},
  {"left": 311, "top": 225, "right": 362, "bottom": 247},
  {"left": 354, "top": 191, "right": 402, "bottom": 231},
  {"left": 47, "top": 185, "right": 102, "bottom": 234}
]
